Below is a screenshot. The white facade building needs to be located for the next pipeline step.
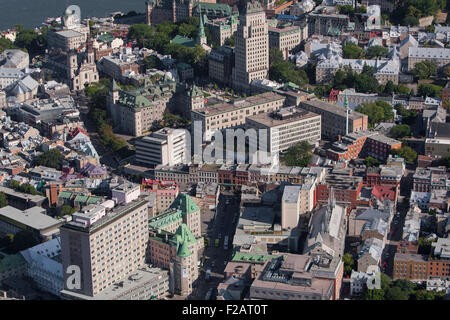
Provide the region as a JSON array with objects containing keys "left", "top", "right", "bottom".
[{"left": 135, "top": 128, "right": 188, "bottom": 166}]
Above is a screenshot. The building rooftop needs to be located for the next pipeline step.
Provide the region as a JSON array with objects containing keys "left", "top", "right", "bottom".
[
  {"left": 246, "top": 107, "right": 320, "bottom": 128},
  {"left": 300, "top": 99, "right": 367, "bottom": 120},
  {"left": 0, "top": 206, "right": 60, "bottom": 232},
  {"left": 193, "top": 92, "right": 285, "bottom": 116}
]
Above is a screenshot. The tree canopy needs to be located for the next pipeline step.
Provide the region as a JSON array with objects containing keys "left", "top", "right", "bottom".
[
  {"left": 418, "top": 83, "right": 443, "bottom": 98},
  {"left": 366, "top": 45, "right": 389, "bottom": 59},
  {"left": 355, "top": 101, "right": 394, "bottom": 127},
  {"left": 0, "top": 192, "right": 8, "bottom": 208},
  {"left": 412, "top": 61, "right": 437, "bottom": 79},
  {"left": 365, "top": 156, "right": 380, "bottom": 167},
  {"left": 389, "top": 124, "right": 411, "bottom": 139},
  {"left": 269, "top": 48, "right": 309, "bottom": 87},
  {"left": 342, "top": 43, "right": 365, "bottom": 59},
  {"left": 282, "top": 141, "right": 313, "bottom": 167},
  {"left": 35, "top": 148, "right": 64, "bottom": 170},
  {"left": 391, "top": 146, "right": 417, "bottom": 163}
]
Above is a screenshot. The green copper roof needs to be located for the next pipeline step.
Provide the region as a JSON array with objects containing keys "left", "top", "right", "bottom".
[
  {"left": 187, "top": 84, "right": 204, "bottom": 98},
  {"left": 170, "top": 35, "right": 196, "bottom": 48},
  {"left": 58, "top": 191, "right": 73, "bottom": 199},
  {"left": 177, "top": 238, "right": 192, "bottom": 258},
  {"left": 174, "top": 223, "right": 197, "bottom": 246},
  {"left": 170, "top": 193, "right": 200, "bottom": 215},
  {"left": 198, "top": 4, "right": 206, "bottom": 40}
]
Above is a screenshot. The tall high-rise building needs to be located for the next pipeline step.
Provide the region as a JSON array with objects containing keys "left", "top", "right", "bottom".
[
  {"left": 232, "top": 1, "right": 269, "bottom": 92},
  {"left": 60, "top": 199, "right": 149, "bottom": 297}
]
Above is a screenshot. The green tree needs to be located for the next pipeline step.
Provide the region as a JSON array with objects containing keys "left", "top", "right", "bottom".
[
  {"left": 383, "top": 80, "right": 396, "bottom": 95},
  {"left": 365, "top": 289, "right": 385, "bottom": 300},
  {"left": 35, "top": 148, "right": 64, "bottom": 170},
  {"left": 391, "top": 146, "right": 417, "bottom": 163},
  {"left": 224, "top": 33, "right": 235, "bottom": 47},
  {"left": 389, "top": 124, "right": 411, "bottom": 139},
  {"left": 418, "top": 83, "right": 443, "bottom": 98},
  {"left": 412, "top": 60, "right": 437, "bottom": 79},
  {"left": 337, "top": 4, "right": 354, "bottom": 15},
  {"left": 0, "top": 192, "right": 7, "bottom": 208},
  {"left": 342, "top": 43, "right": 365, "bottom": 59},
  {"left": 356, "top": 101, "right": 394, "bottom": 127},
  {"left": 395, "top": 84, "right": 411, "bottom": 95},
  {"left": 342, "top": 253, "right": 355, "bottom": 276},
  {"left": 385, "top": 286, "right": 409, "bottom": 300},
  {"left": 282, "top": 141, "right": 313, "bottom": 167},
  {"left": 60, "top": 205, "right": 76, "bottom": 216},
  {"left": 143, "top": 55, "right": 164, "bottom": 70},
  {"left": 8, "top": 180, "right": 20, "bottom": 190},
  {"left": 365, "top": 156, "right": 380, "bottom": 167},
  {"left": 425, "top": 25, "right": 435, "bottom": 33},
  {"left": 438, "top": 155, "right": 450, "bottom": 167},
  {"left": 417, "top": 237, "right": 436, "bottom": 255},
  {"left": 366, "top": 45, "right": 389, "bottom": 59}
]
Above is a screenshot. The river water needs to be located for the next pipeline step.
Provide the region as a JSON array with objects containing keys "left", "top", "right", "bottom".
[{"left": 0, "top": 0, "right": 146, "bottom": 30}]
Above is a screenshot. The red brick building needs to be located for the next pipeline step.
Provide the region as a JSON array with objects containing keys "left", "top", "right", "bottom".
[{"left": 317, "top": 175, "right": 363, "bottom": 210}]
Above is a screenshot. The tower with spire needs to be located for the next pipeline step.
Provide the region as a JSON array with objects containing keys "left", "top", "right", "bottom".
[{"left": 196, "top": 3, "right": 207, "bottom": 46}]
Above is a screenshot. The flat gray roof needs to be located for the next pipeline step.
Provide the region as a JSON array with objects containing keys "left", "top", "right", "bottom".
[{"left": 0, "top": 206, "right": 61, "bottom": 231}]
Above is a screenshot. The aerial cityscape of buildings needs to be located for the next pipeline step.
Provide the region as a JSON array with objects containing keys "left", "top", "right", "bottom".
[{"left": 0, "top": 0, "right": 450, "bottom": 303}]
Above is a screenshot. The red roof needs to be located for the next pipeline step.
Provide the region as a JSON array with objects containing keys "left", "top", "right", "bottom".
[
  {"left": 372, "top": 185, "right": 395, "bottom": 202},
  {"left": 68, "top": 127, "right": 89, "bottom": 140}
]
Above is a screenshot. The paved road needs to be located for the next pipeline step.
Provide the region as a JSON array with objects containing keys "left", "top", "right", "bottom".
[{"left": 189, "top": 192, "right": 240, "bottom": 300}]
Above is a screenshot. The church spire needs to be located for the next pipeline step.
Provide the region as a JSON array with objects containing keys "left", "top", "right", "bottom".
[{"left": 197, "top": 3, "right": 207, "bottom": 45}]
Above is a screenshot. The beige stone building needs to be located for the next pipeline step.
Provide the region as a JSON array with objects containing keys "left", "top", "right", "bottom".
[
  {"left": 60, "top": 198, "right": 149, "bottom": 297},
  {"left": 299, "top": 99, "right": 368, "bottom": 139},
  {"left": 268, "top": 25, "right": 302, "bottom": 60},
  {"left": 107, "top": 78, "right": 178, "bottom": 137},
  {"left": 408, "top": 47, "right": 450, "bottom": 72},
  {"left": 208, "top": 46, "right": 234, "bottom": 86},
  {"left": 191, "top": 91, "right": 285, "bottom": 141},
  {"left": 232, "top": 1, "right": 269, "bottom": 92}
]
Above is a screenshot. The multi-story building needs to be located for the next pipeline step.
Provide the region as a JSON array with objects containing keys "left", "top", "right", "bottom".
[
  {"left": 0, "top": 49, "right": 29, "bottom": 69},
  {"left": 307, "top": 8, "right": 349, "bottom": 36},
  {"left": 316, "top": 56, "right": 399, "bottom": 85},
  {"left": 135, "top": 128, "right": 188, "bottom": 167},
  {"left": 408, "top": 47, "right": 450, "bottom": 72},
  {"left": 191, "top": 91, "right": 285, "bottom": 141},
  {"left": 232, "top": 1, "right": 269, "bottom": 92},
  {"left": 146, "top": 0, "right": 232, "bottom": 25},
  {"left": 317, "top": 175, "right": 363, "bottom": 209},
  {"left": 303, "top": 203, "right": 346, "bottom": 299},
  {"left": 268, "top": 24, "right": 302, "bottom": 60},
  {"left": 249, "top": 255, "right": 335, "bottom": 300},
  {"left": 107, "top": 78, "right": 179, "bottom": 137},
  {"left": 299, "top": 99, "right": 368, "bottom": 139},
  {"left": 245, "top": 106, "right": 321, "bottom": 154},
  {"left": 0, "top": 205, "right": 61, "bottom": 241},
  {"left": 365, "top": 134, "right": 402, "bottom": 161},
  {"left": 111, "top": 182, "right": 141, "bottom": 205},
  {"left": 60, "top": 198, "right": 149, "bottom": 298},
  {"left": 147, "top": 193, "right": 203, "bottom": 295},
  {"left": 393, "top": 253, "right": 430, "bottom": 281},
  {"left": 208, "top": 46, "right": 234, "bottom": 86},
  {"left": 141, "top": 179, "right": 179, "bottom": 215},
  {"left": 97, "top": 47, "right": 141, "bottom": 81},
  {"left": 206, "top": 15, "right": 238, "bottom": 46},
  {"left": 47, "top": 29, "right": 87, "bottom": 51}
]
